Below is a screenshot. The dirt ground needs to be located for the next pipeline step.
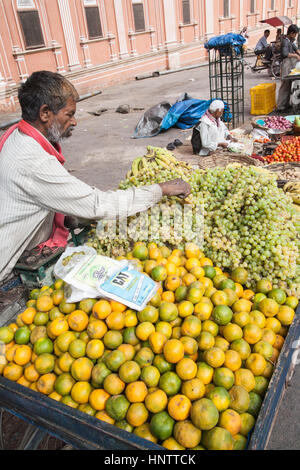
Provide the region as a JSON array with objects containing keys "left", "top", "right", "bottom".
[{"left": 1, "top": 56, "right": 299, "bottom": 450}]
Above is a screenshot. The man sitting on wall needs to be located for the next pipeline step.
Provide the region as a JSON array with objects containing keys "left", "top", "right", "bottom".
[{"left": 0, "top": 71, "right": 191, "bottom": 283}]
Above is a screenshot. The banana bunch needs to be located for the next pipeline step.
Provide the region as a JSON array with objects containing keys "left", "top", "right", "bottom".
[
  {"left": 126, "top": 146, "right": 192, "bottom": 178},
  {"left": 284, "top": 181, "right": 300, "bottom": 205}
]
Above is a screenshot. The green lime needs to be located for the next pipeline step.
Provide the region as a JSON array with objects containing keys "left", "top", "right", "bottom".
[
  {"left": 33, "top": 337, "right": 54, "bottom": 355},
  {"left": 219, "top": 279, "right": 236, "bottom": 291},
  {"left": 268, "top": 289, "right": 286, "bottom": 305},
  {"left": 212, "top": 306, "right": 233, "bottom": 325},
  {"left": 14, "top": 326, "right": 31, "bottom": 345},
  {"left": 104, "top": 350, "right": 126, "bottom": 372},
  {"left": 150, "top": 411, "right": 175, "bottom": 441},
  {"left": 247, "top": 391, "right": 262, "bottom": 418},
  {"left": 203, "top": 266, "right": 216, "bottom": 279},
  {"left": 105, "top": 394, "right": 130, "bottom": 421},
  {"left": 174, "top": 286, "right": 188, "bottom": 302},
  {"left": 159, "top": 371, "right": 181, "bottom": 396},
  {"left": 0, "top": 326, "right": 14, "bottom": 344},
  {"left": 122, "top": 328, "right": 139, "bottom": 346},
  {"left": 34, "top": 312, "right": 49, "bottom": 326}
]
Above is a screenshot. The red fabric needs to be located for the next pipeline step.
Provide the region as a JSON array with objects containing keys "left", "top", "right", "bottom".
[
  {"left": 0, "top": 119, "right": 69, "bottom": 250},
  {"left": 204, "top": 110, "right": 221, "bottom": 128}
]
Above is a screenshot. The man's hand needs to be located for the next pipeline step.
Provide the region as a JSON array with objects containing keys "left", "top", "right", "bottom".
[
  {"left": 218, "top": 142, "right": 229, "bottom": 148},
  {"left": 159, "top": 178, "right": 191, "bottom": 199}
]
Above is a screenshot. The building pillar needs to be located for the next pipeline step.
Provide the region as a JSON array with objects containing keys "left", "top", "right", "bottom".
[
  {"left": 52, "top": 40, "right": 66, "bottom": 73},
  {"left": 113, "top": 0, "right": 129, "bottom": 59},
  {"left": 162, "top": 0, "right": 178, "bottom": 46},
  {"left": 12, "top": 46, "right": 28, "bottom": 82},
  {"left": 57, "top": 0, "right": 81, "bottom": 71},
  {"left": 205, "top": 0, "right": 215, "bottom": 40}
]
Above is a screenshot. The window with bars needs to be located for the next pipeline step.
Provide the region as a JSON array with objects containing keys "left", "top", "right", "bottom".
[
  {"left": 132, "top": 2, "right": 145, "bottom": 32},
  {"left": 271, "top": 0, "right": 275, "bottom": 10},
  {"left": 18, "top": 10, "right": 44, "bottom": 49},
  {"left": 85, "top": 6, "right": 103, "bottom": 39},
  {"left": 250, "top": 0, "right": 255, "bottom": 13},
  {"left": 224, "top": 0, "right": 230, "bottom": 18},
  {"left": 182, "top": 0, "right": 191, "bottom": 24}
]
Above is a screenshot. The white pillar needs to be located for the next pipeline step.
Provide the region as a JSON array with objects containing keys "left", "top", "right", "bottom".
[
  {"left": 57, "top": 0, "right": 81, "bottom": 71},
  {"left": 262, "top": 0, "right": 266, "bottom": 20},
  {"left": 240, "top": 0, "right": 244, "bottom": 29},
  {"left": 162, "top": 0, "right": 178, "bottom": 46},
  {"left": 205, "top": 0, "right": 215, "bottom": 39},
  {"left": 113, "top": 0, "right": 129, "bottom": 59}
]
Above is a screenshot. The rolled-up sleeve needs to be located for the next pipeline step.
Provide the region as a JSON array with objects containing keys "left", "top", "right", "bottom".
[{"left": 27, "top": 156, "right": 163, "bottom": 220}]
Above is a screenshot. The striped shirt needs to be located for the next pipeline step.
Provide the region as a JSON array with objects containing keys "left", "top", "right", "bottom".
[{"left": 0, "top": 128, "right": 163, "bottom": 281}]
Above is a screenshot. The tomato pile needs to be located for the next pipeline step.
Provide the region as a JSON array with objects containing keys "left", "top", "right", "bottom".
[{"left": 266, "top": 136, "right": 300, "bottom": 163}]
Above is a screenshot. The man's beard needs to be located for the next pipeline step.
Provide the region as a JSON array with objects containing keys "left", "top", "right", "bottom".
[{"left": 47, "top": 120, "right": 74, "bottom": 144}]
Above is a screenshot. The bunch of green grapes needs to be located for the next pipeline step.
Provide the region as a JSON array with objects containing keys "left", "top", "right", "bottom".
[{"left": 87, "top": 156, "right": 299, "bottom": 292}]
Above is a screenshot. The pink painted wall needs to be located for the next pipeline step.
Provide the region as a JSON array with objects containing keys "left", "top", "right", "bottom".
[{"left": 0, "top": 0, "right": 300, "bottom": 114}]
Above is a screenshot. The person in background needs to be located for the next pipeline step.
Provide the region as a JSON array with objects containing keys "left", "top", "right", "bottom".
[
  {"left": 254, "top": 29, "right": 273, "bottom": 61},
  {"left": 0, "top": 71, "right": 191, "bottom": 283},
  {"left": 196, "top": 100, "right": 232, "bottom": 156},
  {"left": 277, "top": 24, "right": 300, "bottom": 112},
  {"left": 274, "top": 28, "right": 282, "bottom": 53}
]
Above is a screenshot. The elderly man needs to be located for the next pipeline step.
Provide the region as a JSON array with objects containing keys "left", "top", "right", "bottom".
[
  {"left": 0, "top": 71, "right": 190, "bottom": 282},
  {"left": 194, "top": 100, "right": 231, "bottom": 156}
]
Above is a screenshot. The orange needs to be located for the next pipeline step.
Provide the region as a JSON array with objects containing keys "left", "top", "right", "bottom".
[
  {"left": 126, "top": 403, "right": 149, "bottom": 427},
  {"left": 89, "top": 389, "right": 110, "bottom": 411},
  {"left": 36, "top": 296, "right": 54, "bottom": 312},
  {"left": 234, "top": 283, "right": 244, "bottom": 298},
  {"left": 71, "top": 357, "right": 93, "bottom": 381},
  {"left": 86, "top": 339, "right": 104, "bottom": 360},
  {"left": 198, "top": 331, "right": 215, "bottom": 351},
  {"left": 161, "top": 291, "right": 175, "bottom": 303},
  {"left": 232, "top": 299, "right": 252, "bottom": 313},
  {"left": 52, "top": 289, "right": 64, "bottom": 305},
  {"left": 182, "top": 273, "right": 197, "bottom": 287},
  {"left": 260, "top": 328, "right": 276, "bottom": 346},
  {"left": 197, "top": 362, "right": 214, "bottom": 384},
  {"left": 159, "top": 302, "right": 178, "bottom": 322},
  {"left": 214, "top": 336, "right": 230, "bottom": 352},
  {"left": 185, "top": 242, "right": 201, "bottom": 259},
  {"left": 190, "top": 266, "right": 205, "bottom": 279},
  {"left": 168, "top": 394, "right": 191, "bottom": 421},
  {"left": 156, "top": 321, "right": 173, "bottom": 339},
  {"left": 249, "top": 311, "right": 266, "bottom": 329},
  {"left": 181, "top": 378, "right": 205, "bottom": 401},
  {"left": 21, "top": 307, "right": 36, "bottom": 325},
  {"left": 36, "top": 373, "right": 56, "bottom": 395},
  {"left": 180, "top": 336, "right": 198, "bottom": 356},
  {"left": 230, "top": 338, "right": 251, "bottom": 360},
  {"left": 204, "top": 347, "right": 225, "bottom": 368},
  {"left": 124, "top": 310, "right": 138, "bottom": 327},
  {"left": 151, "top": 265, "right": 167, "bottom": 282},
  {"left": 273, "top": 334, "right": 285, "bottom": 350},
  {"left": 95, "top": 411, "right": 115, "bottom": 425},
  {"left": 235, "top": 369, "right": 255, "bottom": 392},
  {"left": 176, "top": 358, "right": 197, "bottom": 380},
  {"left": 13, "top": 345, "right": 32, "bottom": 366},
  {"left": 24, "top": 364, "right": 40, "bottom": 382},
  {"left": 144, "top": 260, "right": 158, "bottom": 274},
  {"left": 190, "top": 398, "right": 219, "bottom": 431},
  {"left": 103, "top": 373, "right": 125, "bottom": 395},
  {"left": 138, "top": 305, "right": 159, "bottom": 323},
  {"left": 86, "top": 319, "right": 107, "bottom": 339},
  {"left": 232, "top": 311, "right": 250, "bottom": 328},
  {"left": 185, "top": 258, "right": 201, "bottom": 271},
  {"left": 181, "top": 315, "right": 202, "bottom": 338},
  {"left": 162, "top": 437, "right": 185, "bottom": 450},
  {"left": 165, "top": 262, "right": 178, "bottom": 276},
  {"left": 164, "top": 275, "right": 181, "bottom": 291},
  {"left": 243, "top": 324, "right": 262, "bottom": 345},
  {"left": 202, "top": 320, "right": 219, "bottom": 337},
  {"left": 110, "top": 300, "right": 126, "bottom": 313},
  {"left": 3, "top": 363, "right": 23, "bottom": 381},
  {"left": 178, "top": 301, "right": 194, "bottom": 318},
  {"left": 219, "top": 409, "right": 242, "bottom": 436},
  {"left": 194, "top": 301, "right": 213, "bottom": 320},
  {"left": 145, "top": 389, "right": 168, "bottom": 413},
  {"left": 149, "top": 331, "right": 167, "bottom": 354},
  {"left": 148, "top": 246, "right": 161, "bottom": 260},
  {"left": 92, "top": 300, "right": 111, "bottom": 319},
  {"left": 241, "top": 290, "right": 255, "bottom": 301},
  {"left": 259, "top": 298, "right": 279, "bottom": 317},
  {"left": 270, "top": 347, "right": 280, "bottom": 363},
  {"left": 245, "top": 353, "right": 267, "bottom": 376},
  {"left": 224, "top": 350, "right": 242, "bottom": 371},
  {"left": 49, "top": 318, "right": 69, "bottom": 337},
  {"left": 125, "top": 381, "right": 148, "bottom": 403},
  {"left": 71, "top": 381, "right": 92, "bottom": 404},
  {"left": 177, "top": 267, "right": 188, "bottom": 278},
  {"left": 199, "top": 257, "right": 213, "bottom": 267},
  {"left": 262, "top": 362, "right": 274, "bottom": 379},
  {"left": 67, "top": 310, "right": 89, "bottom": 332},
  {"left": 163, "top": 339, "right": 184, "bottom": 363},
  {"left": 276, "top": 306, "right": 295, "bottom": 325},
  {"left": 105, "top": 311, "right": 125, "bottom": 330},
  {"left": 265, "top": 317, "right": 281, "bottom": 333},
  {"left": 222, "top": 324, "right": 243, "bottom": 343},
  {"left": 136, "top": 322, "right": 155, "bottom": 341},
  {"left": 167, "top": 254, "right": 181, "bottom": 267},
  {"left": 211, "top": 291, "right": 229, "bottom": 306}
]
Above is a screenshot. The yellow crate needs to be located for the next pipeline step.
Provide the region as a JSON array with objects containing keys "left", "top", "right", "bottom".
[{"left": 250, "top": 83, "right": 276, "bottom": 115}]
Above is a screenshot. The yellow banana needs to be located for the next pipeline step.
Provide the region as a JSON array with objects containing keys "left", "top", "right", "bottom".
[{"left": 131, "top": 157, "right": 142, "bottom": 176}]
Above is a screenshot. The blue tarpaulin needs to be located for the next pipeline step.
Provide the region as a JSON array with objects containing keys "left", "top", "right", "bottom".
[
  {"left": 204, "top": 33, "right": 245, "bottom": 54},
  {"left": 132, "top": 98, "right": 231, "bottom": 139}
]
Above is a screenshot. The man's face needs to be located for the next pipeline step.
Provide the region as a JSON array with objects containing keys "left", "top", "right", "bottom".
[
  {"left": 289, "top": 32, "right": 297, "bottom": 42},
  {"left": 265, "top": 32, "right": 270, "bottom": 39},
  {"left": 215, "top": 109, "right": 224, "bottom": 119},
  {"left": 47, "top": 97, "right": 77, "bottom": 143}
]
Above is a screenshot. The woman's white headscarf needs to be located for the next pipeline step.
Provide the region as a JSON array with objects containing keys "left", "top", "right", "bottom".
[{"left": 209, "top": 100, "right": 225, "bottom": 112}]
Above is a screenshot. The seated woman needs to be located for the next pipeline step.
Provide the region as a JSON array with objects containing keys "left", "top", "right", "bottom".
[{"left": 194, "top": 100, "right": 231, "bottom": 156}]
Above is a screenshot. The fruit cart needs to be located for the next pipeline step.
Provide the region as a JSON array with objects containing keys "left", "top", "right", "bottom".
[{"left": 0, "top": 285, "right": 299, "bottom": 450}]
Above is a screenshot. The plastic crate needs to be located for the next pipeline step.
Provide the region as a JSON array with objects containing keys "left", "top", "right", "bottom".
[{"left": 250, "top": 83, "right": 276, "bottom": 115}]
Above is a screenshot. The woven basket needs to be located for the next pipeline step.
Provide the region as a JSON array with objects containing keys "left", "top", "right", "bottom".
[
  {"left": 251, "top": 116, "right": 269, "bottom": 130},
  {"left": 265, "top": 162, "right": 300, "bottom": 181},
  {"left": 198, "top": 152, "right": 265, "bottom": 169}
]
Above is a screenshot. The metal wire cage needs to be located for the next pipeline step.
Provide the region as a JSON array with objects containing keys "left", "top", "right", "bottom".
[{"left": 208, "top": 45, "right": 245, "bottom": 129}]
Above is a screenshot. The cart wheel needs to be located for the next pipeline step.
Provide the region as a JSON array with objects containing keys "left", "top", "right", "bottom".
[{"left": 271, "top": 60, "right": 281, "bottom": 79}]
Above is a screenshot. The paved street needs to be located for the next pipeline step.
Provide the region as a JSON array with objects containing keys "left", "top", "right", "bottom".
[{"left": 1, "top": 56, "right": 299, "bottom": 449}]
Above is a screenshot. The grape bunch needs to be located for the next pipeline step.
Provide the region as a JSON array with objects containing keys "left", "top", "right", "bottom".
[{"left": 86, "top": 148, "right": 300, "bottom": 294}]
